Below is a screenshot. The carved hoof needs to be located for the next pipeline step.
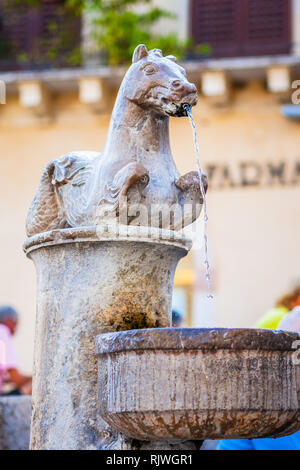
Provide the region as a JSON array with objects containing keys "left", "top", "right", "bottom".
[{"left": 176, "top": 170, "right": 208, "bottom": 193}]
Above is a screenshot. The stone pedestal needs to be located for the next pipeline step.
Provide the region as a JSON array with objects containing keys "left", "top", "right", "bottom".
[
  {"left": 24, "top": 226, "right": 191, "bottom": 450},
  {"left": 96, "top": 328, "right": 300, "bottom": 441},
  {"left": 0, "top": 396, "right": 31, "bottom": 450}
]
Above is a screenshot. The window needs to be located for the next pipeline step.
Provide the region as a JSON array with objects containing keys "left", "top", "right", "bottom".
[
  {"left": 0, "top": 0, "right": 81, "bottom": 71},
  {"left": 191, "top": 0, "right": 291, "bottom": 58}
]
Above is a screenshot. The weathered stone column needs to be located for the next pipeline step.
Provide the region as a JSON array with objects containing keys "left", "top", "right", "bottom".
[
  {"left": 0, "top": 396, "right": 31, "bottom": 450},
  {"left": 24, "top": 226, "right": 191, "bottom": 450}
]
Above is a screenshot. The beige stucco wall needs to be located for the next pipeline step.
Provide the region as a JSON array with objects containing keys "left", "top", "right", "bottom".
[
  {"left": 151, "top": 0, "right": 190, "bottom": 41},
  {"left": 195, "top": 83, "right": 300, "bottom": 328},
  {"left": 0, "top": 79, "right": 300, "bottom": 373}
]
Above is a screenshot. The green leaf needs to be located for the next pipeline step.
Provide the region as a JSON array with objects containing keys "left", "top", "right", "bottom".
[{"left": 7, "top": 0, "right": 203, "bottom": 67}]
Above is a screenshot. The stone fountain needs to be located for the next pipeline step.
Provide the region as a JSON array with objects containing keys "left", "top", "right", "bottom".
[{"left": 24, "top": 45, "right": 300, "bottom": 450}]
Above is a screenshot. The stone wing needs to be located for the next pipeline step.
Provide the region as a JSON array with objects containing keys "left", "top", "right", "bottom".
[{"left": 51, "top": 151, "right": 99, "bottom": 227}]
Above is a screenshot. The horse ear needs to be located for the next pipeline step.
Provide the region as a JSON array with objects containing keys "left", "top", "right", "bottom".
[
  {"left": 166, "top": 55, "right": 178, "bottom": 63},
  {"left": 132, "top": 44, "right": 148, "bottom": 63}
]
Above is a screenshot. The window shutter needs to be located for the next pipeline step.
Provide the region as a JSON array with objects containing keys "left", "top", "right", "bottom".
[
  {"left": 0, "top": 1, "right": 33, "bottom": 70},
  {"left": 0, "top": 0, "right": 81, "bottom": 71},
  {"left": 191, "top": 0, "right": 291, "bottom": 58},
  {"left": 243, "top": 0, "right": 291, "bottom": 56},
  {"left": 191, "top": 0, "right": 243, "bottom": 58},
  {"left": 38, "top": 0, "right": 81, "bottom": 66}
]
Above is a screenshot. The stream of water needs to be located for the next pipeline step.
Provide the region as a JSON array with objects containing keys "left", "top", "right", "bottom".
[{"left": 184, "top": 104, "right": 213, "bottom": 299}]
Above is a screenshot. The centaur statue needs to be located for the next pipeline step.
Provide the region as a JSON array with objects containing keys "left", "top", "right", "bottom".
[{"left": 26, "top": 45, "right": 207, "bottom": 236}]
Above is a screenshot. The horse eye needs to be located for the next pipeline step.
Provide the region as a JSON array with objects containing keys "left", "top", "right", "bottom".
[{"left": 143, "top": 64, "right": 158, "bottom": 75}]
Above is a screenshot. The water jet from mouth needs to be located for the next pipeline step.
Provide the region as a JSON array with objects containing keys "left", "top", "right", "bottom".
[{"left": 184, "top": 104, "right": 213, "bottom": 299}]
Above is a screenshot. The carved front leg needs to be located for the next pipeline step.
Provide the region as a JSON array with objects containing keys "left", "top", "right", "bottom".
[
  {"left": 174, "top": 170, "right": 208, "bottom": 229},
  {"left": 176, "top": 170, "right": 208, "bottom": 199},
  {"left": 100, "top": 162, "right": 149, "bottom": 225}
]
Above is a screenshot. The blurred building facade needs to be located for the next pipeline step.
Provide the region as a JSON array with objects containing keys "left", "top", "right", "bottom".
[{"left": 0, "top": 0, "right": 300, "bottom": 372}]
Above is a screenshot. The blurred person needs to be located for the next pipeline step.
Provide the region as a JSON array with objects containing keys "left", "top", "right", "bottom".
[
  {"left": 172, "top": 309, "right": 183, "bottom": 328},
  {"left": 254, "top": 284, "right": 300, "bottom": 329},
  {"left": 216, "top": 304, "right": 300, "bottom": 450},
  {"left": 0, "top": 306, "right": 32, "bottom": 395},
  {"left": 277, "top": 306, "right": 300, "bottom": 332}
]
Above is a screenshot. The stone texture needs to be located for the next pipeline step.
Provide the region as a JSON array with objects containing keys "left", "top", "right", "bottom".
[
  {"left": 24, "top": 45, "right": 207, "bottom": 451},
  {"left": 0, "top": 396, "right": 31, "bottom": 450},
  {"left": 96, "top": 328, "right": 300, "bottom": 441},
  {"left": 25, "top": 45, "right": 206, "bottom": 236},
  {"left": 25, "top": 227, "right": 191, "bottom": 450}
]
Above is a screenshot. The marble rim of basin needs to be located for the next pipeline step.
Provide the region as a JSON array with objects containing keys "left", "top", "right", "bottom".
[
  {"left": 23, "top": 225, "right": 192, "bottom": 255},
  {"left": 96, "top": 328, "right": 300, "bottom": 441}
]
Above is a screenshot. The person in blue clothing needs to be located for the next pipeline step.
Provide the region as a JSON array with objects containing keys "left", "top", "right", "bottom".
[
  {"left": 216, "top": 430, "right": 300, "bottom": 450},
  {"left": 217, "top": 307, "right": 300, "bottom": 451}
]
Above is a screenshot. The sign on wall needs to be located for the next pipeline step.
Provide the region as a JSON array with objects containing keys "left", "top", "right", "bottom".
[{"left": 205, "top": 160, "right": 300, "bottom": 189}]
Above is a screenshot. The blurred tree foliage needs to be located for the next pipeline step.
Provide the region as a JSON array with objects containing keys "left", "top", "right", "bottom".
[
  {"left": 12, "top": 0, "right": 197, "bottom": 66},
  {"left": 7, "top": 0, "right": 211, "bottom": 68},
  {"left": 82, "top": 0, "right": 190, "bottom": 65}
]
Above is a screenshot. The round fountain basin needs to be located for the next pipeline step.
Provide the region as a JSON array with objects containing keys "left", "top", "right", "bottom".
[{"left": 96, "top": 328, "right": 300, "bottom": 441}]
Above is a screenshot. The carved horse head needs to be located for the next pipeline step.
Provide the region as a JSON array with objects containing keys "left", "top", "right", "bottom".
[{"left": 121, "top": 44, "right": 198, "bottom": 118}]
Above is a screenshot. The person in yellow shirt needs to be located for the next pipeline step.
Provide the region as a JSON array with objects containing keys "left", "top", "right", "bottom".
[{"left": 254, "top": 284, "right": 300, "bottom": 329}]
